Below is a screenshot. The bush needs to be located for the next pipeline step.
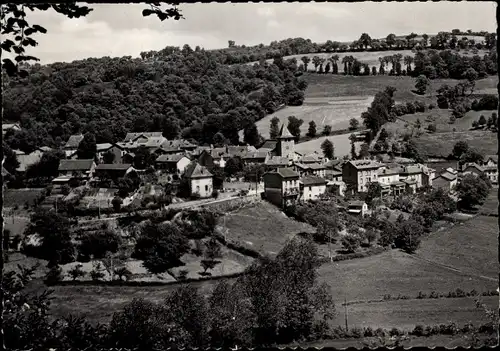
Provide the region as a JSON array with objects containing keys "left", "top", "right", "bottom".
[
  {"left": 363, "top": 327, "right": 374, "bottom": 337},
  {"left": 412, "top": 325, "right": 425, "bottom": 336},
  {"left": 389, "top": 327, "right": 401, "bottom": 336},
  {"left": 44, "top": 264, "right": 63, "bottom": 285},
  {"left": 428, "top": 103, "right": 436, "bottom": 110},
  {"left": 406, "top": 101, "right": 416, "bottom": 114},
  {"left": 374, "top": 328, "right": 386, "bottom": 337}
]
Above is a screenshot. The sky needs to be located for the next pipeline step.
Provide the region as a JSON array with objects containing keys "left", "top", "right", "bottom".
[{"left": 18, "top": 1, "right": 498, "bottom": 64}]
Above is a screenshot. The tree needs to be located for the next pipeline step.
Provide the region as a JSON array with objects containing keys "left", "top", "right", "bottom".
[
  {"left": 456, "top": 174, "right": 490, "bottom": 209},
  {"left": 415, "top": 75, "right": 430, "bottom": 95},
  {"left": 112, "top": 196, "right": 123, "bottom": 211},
  {"left": 322, "top": 125, "right": 332, "bottom": 136},
  {"left": 452, "top": 141, "right": 469, "bottom": 159},
  {"left": 306, "top": 121, "right": 317, "bottom": 138},
  {"left": 76, "top": 132, "right": 97, "bottom": 160},
  {"left": 478, "top": 115, "right": 487, "bottom": 125},
  {"left": 228, "top": 40, "right": 235, "bottom": 48},
  {"left": 2, "top": 143, "right": 20, "bottom": 174},
  {"left": 133, "top": 146, "right": 155, "bottom": 170},
  {"left": 243, "top": 123, "right": 261, "bottom": 146},
  {"left": 320, "top": 139, "right": 334, "bottom": 159},
  {"left": 90, "top": 262, "right": 106, "bottom": 281},
  {"left": 44, "top": 264, "right": 63, "bottom": 284},
  {"left": 386, "top": 33, "right": 396, "bottom": 48},
  {"left": 133, "top": 221, "right": 189, "bottom": 274},
  {"left": 461, "top": 149, "right": 484, "bottom": 165},
  {"left": 102, "top": 150, "right": 115, "bottom": 164},
  {"left": 359, "top": 142, "right": 370, "bottom": 159},
  {"left": 79, "top": 228, "right": 121, "bottom": 259},
  {"left": 287, "top": 116, "right": 304, "bottom": 140},
  {"left": 350, "top": 134, "right": 357, "bottom": 159},
  {"left": 301, "top": 56, "right": 311, "bottom": 72},
  {"left": 68, "top": 264, "right": 86, "bottom": 281},
  {"left": 269, "top": 117, "right": 280, "bottom": 140},
  {"left": 224, "top": 157, "right": 243, "bottom": 177},
  {"left": 349, "top": 118, "right": 359, "bottom": 130},
  {"left": 365, "top": 182, "right": 382, "bottom": 207},
  {"left": 114, "top": 266, "right": 132, "bottom": 281},
  {"left": 24, "top": 209, "right": 75, "bottom": 265},
  {"left": 365, "top": 229, "right": 377, "bottom": 246},
  {"left": 341, "top": 234, "right": 361, "bottom": 253},
  {"left": 394, "top": 220, "right": 424, "bottom": 254},
  {"left": 359, "top": 33, "right": 372, "bottom": 49}
]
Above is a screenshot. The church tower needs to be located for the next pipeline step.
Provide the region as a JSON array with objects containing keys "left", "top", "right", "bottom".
[{"left": 276, "top": 124, "right": 295, "bottom": 160}]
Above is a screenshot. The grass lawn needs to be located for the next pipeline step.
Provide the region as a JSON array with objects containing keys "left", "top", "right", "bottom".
[
  {"left": 417, "top": 216, "right": 498, "bottom": 279},
  {"left": 413, "top": 130, "right": 497, "bottom": 157},
  {"left": 296, "top": 133, "right": 362, "bottom": 158},
  {"left": 221, "top": 201, "right": 315, "bottom": 256},
  {"left": 317, "top": 250, "right": 497, "bottom": 303},
  {"left": 3, "top": 215, "right": 30, "bottom": 237}
]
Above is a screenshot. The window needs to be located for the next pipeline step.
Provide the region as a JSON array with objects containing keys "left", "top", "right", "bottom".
[
  {"left": 205, "top": 185, "right": 208, "bottom": 192},
  {"left": 196, "top": 186, "right": 200, "bottom": 192},
  {"left": 309, "top": 186, "right": 312, "bottom": 191}
]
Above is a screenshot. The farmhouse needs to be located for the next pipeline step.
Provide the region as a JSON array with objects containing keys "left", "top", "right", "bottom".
[
  {"left": 241, "top": 150, "right": 269, "bottom": 164},
  {"left": 347, "top": 200, "right": 368, "bottom": 216},
  {"left": 183, "top": 162, "right": 214, "bottom": 198},
  {"left": 460, "top": 163, "right": 485, "bottom": 178},
  {"left": 300, "top": 176, "right": 327, "bottom": 201},
  {"left": 480, "top": 156, "right": 498, "bottom": 183},
  {"left": 432, "top": 169, "right": 458, "bottom": 192},
  {"left": 265, "top": 155, "right": 290, "bottom": 170},
  {"left": 155, "top": 154, "right": 191, "bottom": 174},
  {"left": 96, "top": 143, "right": 125, "bottom": 164},
  {"left": 159, "top": 139, "right": 197, "bottom": 155},
  {"left": 263, "top": 168, "right": 300, "bottom": 208},
  {"left": 342, "top": 159, "right": 383, "bottom": 193}
]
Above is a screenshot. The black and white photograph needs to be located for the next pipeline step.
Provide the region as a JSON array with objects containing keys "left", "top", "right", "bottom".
[{"left": 1, "top": 1, "right": 499, "bottom": 349}]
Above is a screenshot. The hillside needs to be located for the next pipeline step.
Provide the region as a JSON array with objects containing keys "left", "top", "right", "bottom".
[{"left": 2, "top": 51, "right": 306, "bottom": 151}]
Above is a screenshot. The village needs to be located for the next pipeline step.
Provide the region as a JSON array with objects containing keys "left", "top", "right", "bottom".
[{"left": 2, "top": 121, "right": 497, "bottom": 215}]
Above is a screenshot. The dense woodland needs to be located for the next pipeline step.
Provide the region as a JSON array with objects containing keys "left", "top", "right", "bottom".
[{"left": 3, "top": 49, "right": 306, "bottom": 152}]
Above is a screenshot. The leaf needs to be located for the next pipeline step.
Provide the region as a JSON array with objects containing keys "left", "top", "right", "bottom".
[
  {"left": 32, "top": 24, "right": 47, "bottom": 33},
  {"left": 24, "top": 27, "right": 35, "bottom": 36}
]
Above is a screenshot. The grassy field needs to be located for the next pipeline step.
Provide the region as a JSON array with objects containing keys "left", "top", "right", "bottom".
[
  {"left": 417, "top": 215, "right": 498, "bottom": 279},
  {"left": 317, "top": 250, "right": 497, "bottom": 303},
  {"left": 413, "top": 130, "right": 497, "bottom": 157},
  {"left": 254, "top": 96, "right": 373, "bottom": 139},
  {"left": 479, "top": 188, "right": 498, "bottom": 216},
  {"left": 221, "top": 201, "right": 315, "bottom": 256},
  {"left": 3, "top": 215, "right": 30, "bottom": 237},
  {"left": 384, "top": 109, "right": 494, "bottom": 136},
  {"left": 295, "top": 133, "right": 362, "bottom": 157},
  {"left": 3, "top": 188, "right": 44, "bottom": 208}
]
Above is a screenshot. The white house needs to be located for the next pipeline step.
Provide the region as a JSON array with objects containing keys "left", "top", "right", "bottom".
[
  {"left": 155, "top": 154, "right": 191, "bottom": 175},
  {"left": 300, "top": 176, "right": 327, "bottom": 201},
  {"left": 347, "top": 200, "right": 369, "bottom": 216},
  {"left": 184, "top": 162, "right": 213, "bottom": 198}
]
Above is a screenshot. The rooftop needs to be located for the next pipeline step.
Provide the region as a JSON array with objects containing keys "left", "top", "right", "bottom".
[
  {"left": 276, "top": 167, "right": 300, "bottom": 179},
  {"left": 277, "top": 124, "right": 294, "bottom": 139},
  {"left": 58, "top": 159, "right": 94, "bottom": 172},
  {"left": 64, "top": 134, "right": 84, "bottom": 149},
  {"left": 260, "top": 140, "right": 278, "bottom": 150},
  {"left": 123, "top": 132, "right": 163, "bottom": 142},
  {"left": 95, "top": 164, "right": 132, "bottom": 171},
  {"left": 301, "top": 176, "right": 327, "bottom": 186},
  {"left": 348, "top": 159, "right": 382, "bottom": 170},
  {"left": 96, "top": 143, "right": 113, "bottom": 152},
  {"left": 265, "top": 156, "right": 289, "bottom": 166},
  {"left": 184, "top": 162, "right": 212, "bottom": 179},
  {"left": 156, "top": 154, "right": 188, "bottom": 163}
]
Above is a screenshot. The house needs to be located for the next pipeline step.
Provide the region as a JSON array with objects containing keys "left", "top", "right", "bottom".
[
  {"left": 118, "top": 132, "right": 167, "bottom": 153},
  {"left": 2, "top": 123, "right": 21, "bottom": 135},
  {"left": 398, "top": 165, "right": 429, "bottom": 188},
  {"left": 183, "top": 162, "right": 213, "bottom": 198},
  {"left": 293, "top": 162, "right": 326, "bottom": 178},
  {"left": 432, "top": 170, "right": 458, "bottom": 193},
  {"left": 347, "top": 200, "right": 368, "bottom": 216},
  {"left": 54, "top": 159, "right": 95, "bottom": 187},
  {"left": 298, "top": 152, "right": 323, "bottom": 165},
  {"left": 480, "top": 156, "right": 498, "bottom": 184},
  {"left": 263, "top": 168, "right": 301, "bottom": 208},
  {"left": 197, "top": 149, "right": 218, "bottom": 170},
  {"left": 342, "top": 160, "right": 383, "bottom": 193},
  {"left": 155, "top": 154, "right": 191, "bottom": 174},
  {"left": 460, "top": 163, "right": 485, "bottom": 178},
  {"left": 300, "top": 176, "right": 327, "bottom": 201},
  {"left": 377, "top": 167, "right": 401, "bottom": 196},
  {"left": 94, "top": 163, "right": 134, "bottom": 180},
  {"left": 324, "top": 159, "right": 344, "bottom": 181},
  {"left": 14, "top": 149, "right": 44, "bottom": 173},
  {"left": 95, "top": 143, "right": 125, "bottom": 164},
  {"left": 63, "top": 134, "right": 84, "bottom": 157},
  {"left": 241, "top": 150, "right": 270, "bottom": 164},
  {"left": 123, "top": 132, "right": 163, "bottom": 142}
]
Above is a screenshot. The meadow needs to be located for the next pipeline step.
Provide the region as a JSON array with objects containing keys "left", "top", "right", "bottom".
[
  {"left": 295, "top": 133, "right": 362, "bottom": 158},
  {"left": 3, "top": 188, "right": 44, "bottom": 208}
]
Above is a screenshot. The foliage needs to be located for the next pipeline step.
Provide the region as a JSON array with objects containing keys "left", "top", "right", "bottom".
[
  {"left": 68, "top": 264, "right": 86, "bottom": 281},
  {"left": 2, "top": 142, "right": 20, "bottom": 174},
  {"left": 322, "top": 125, "right": 332, "bottom": 136},
  {"left": 471, "top": 95, "right": 498, "bottom": 111},
  {"left": 112, "top": 196, "right": 123, "bottom": 211},
  {"left": 307, "top": 120, "right": 317, "bottom": 138},
  {"left": 76, "top": 132, "right": 96, "bottom": 160},
  {"left": 78, "top": 228, "right": 122, "bottom": 259},
  {"left": 361, "top": 86, "right": 396, "bottom": 134},
  {"left": 456, "top": 174, "right": 490, "bottom": 209},
  {"left": 269, "top": 117, "right": 280, "bottom": 140},
  {"left": 320, "top": 139, "right": 334, "bottom": 159},
  {"left": 452, "top": 140, "right": 469, "bottom": 159},
  {"left": 244, "top": 123, "right": 261, "bottom": 146},
  {"left": 349, "top": 118, "right": 359, "bottom": 130},
  {"left": 287, "top": 116, "right": 304, "bottom": 140},
  {"left": 341, "top": 234, "right": 361, "bottom": 253},
  {"left": 23, "top": 209, "right": 75, "bottom": 265},
  {"left": 365, "top": 182, "right": 382, "bottom": 207},
  {"left": 415, "top": 75, "right": 430, "bottom": 94},
  {"left": 394, "top": 219, "right": 424, "bottom": 253},
  {"left": 133, "top": 221, "right": 189, "bottom": 274},
  {"left": 90, "top": 262, "right": 106, "bottom": 281}
]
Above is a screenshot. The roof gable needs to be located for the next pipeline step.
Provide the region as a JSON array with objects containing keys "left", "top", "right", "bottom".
[
  {"left": 58, "top": 159, "right": 94, "bottom": 171},
  {"left": 184, "top": 162, "right": 212, "bottom": 179},
  {"left": 277, "top": 124, "right": 294, "bottom": 139}
]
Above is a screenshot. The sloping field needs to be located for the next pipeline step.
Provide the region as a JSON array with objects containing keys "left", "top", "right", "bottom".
[
  {"left": 479, "top": 188, "right": 498, "bottom": 216},
  {"left": 254, "top": 96, "right": 373, "bottom": 139},
  {"left": 295, "top": 133, "right": 362, "bottom": 158},
  {"left": 417, "top": 215, "right": 498, "bottom": 278},
  {"left": 413, "top": 130, "right": 497, "bottom": 157},
  {"left": 221, "top": 201, "right": 315, "bottom": 256},
  {"left": 318, "top": 250, "right": 497, "bottom": 303}
]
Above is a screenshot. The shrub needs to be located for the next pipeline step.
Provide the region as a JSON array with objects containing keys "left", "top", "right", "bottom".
[
  {"left": 412, "top": 325, "right": 424, "bottom": 336},
  {"left": 90, "top": 262, "right": 106, "bottom": 281},
  {"left": 363, "top": 327, "right": 374, "bottom": 337},
  {"left": 68, "top": 264, "right": 86, "bottom": 281},
  {"left": 427, "top": 124, "right": 437, "bottom": 133},
  {"left": 351, "top": 327, "right": 363, "bottom": 338},
  {"left": 389, "top": 327, "right": 401, "bottom": 336},
  {"left": 414, "top": 100, "right": 426, "bottom": 112},
  {"left": 177, "top": 269, "right": 188, "bottom": 280},
  {"left": 406, "top": 101, "right": 416, "bottom": 114},
  {"left": 44, "top": 264, "right": 63, "bottom": 285},
  {"left": 417, "top": 291, "right": 427, "bottom": 299},
  {"left": 428, "top": 103, "right": 436, "bottom": 110}
]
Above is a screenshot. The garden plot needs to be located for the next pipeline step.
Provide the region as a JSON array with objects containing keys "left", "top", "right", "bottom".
[{"left": 81, "top": 188, "right": 117, "bottom": 209}]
